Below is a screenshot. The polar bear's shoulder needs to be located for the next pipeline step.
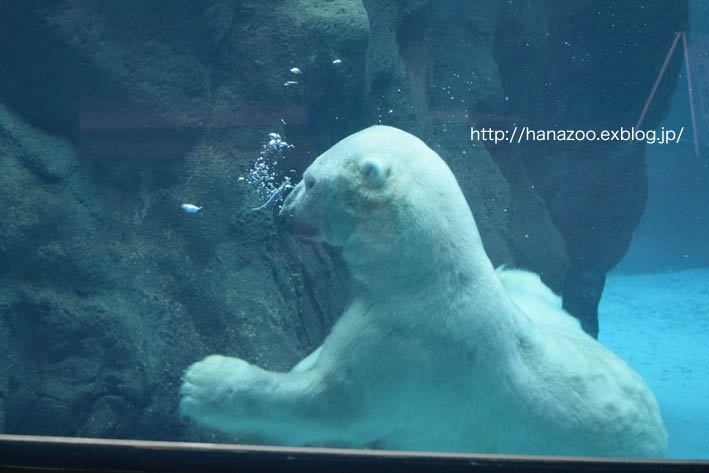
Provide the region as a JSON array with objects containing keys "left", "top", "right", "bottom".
[{"left": 496, "top": 266, "right": 584, "bottom": 334}]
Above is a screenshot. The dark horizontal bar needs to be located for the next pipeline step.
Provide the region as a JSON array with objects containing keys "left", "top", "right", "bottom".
[{"left": 0, "top": 434, "right": 706, "bottom": 473}]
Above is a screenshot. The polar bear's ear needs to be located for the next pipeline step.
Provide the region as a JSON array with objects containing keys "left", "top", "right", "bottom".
[{"left": 360, "top": 157, "right": 390, "bottom": 189}]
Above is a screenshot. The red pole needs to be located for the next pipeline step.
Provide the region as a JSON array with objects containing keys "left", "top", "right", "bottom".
[
  {"left": 635, "top": 31, "right": 682, "bottom": 130},
  {"left": 681, "top": 31, "right": 701, "bottom": 159}
]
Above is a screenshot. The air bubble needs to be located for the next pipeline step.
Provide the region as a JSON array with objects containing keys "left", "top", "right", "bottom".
[{"left": 241, "top": 132, "right": 296, "bottom": 211}]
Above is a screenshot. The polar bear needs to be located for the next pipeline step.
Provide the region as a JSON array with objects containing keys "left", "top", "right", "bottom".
[{"left": 179, "top": 126, "right": 667, "bottom": 457}]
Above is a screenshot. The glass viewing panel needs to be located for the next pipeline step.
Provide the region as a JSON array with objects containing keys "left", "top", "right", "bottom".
[{"left": 0, "top": 0, "right": 707, "bottom": 462}]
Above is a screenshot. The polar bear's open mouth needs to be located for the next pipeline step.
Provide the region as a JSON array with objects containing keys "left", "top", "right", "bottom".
[
  {"left": 278, "top": 183, "right": 323, "bottom": 241},
  {"left": 291, "top": 221, "right": 320, "bottom": 240},
  {"left": 277, "top": 208, "right": 320, "bottom": 240}
]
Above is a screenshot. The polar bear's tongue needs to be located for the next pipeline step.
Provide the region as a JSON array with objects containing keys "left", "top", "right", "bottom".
[{"left": 292, "top": 222, "right": 319, "bottom": 240}]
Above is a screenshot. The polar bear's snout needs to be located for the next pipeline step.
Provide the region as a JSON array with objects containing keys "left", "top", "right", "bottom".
[
  {"left": 278, "top": 180, "right": 299, "bottom": 217},
  {"left": 278, "top": 179, "right": 322, "bottom": 240},
  {"left": 277, "top": 181, "right": 300, "bottom": 230}
]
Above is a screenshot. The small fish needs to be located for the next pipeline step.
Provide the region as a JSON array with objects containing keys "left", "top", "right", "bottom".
[
  {"left": 289, "top": 67, "right": 302, "bottom": 74},
  {"left": 283, "top": 80, "right": 298, "bottom": 87},
  {"left": 252, "top": 184, "right": 290, "bottom": 211},
  {"left": 332, "top": 58, "right": 342, "bottom": 64},
  {"left": 181, "top": 203, "right": 202, "bottom": 213}
]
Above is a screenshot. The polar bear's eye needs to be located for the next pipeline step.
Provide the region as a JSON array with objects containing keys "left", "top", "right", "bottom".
[{"left": 304, "top": 174, "right": 316, "bottom": 190}]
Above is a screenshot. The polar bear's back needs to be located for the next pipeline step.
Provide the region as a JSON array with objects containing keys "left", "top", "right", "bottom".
[
  {"left": 496, "top": 267, "right": 582, "bottom": 334},
  {"left": 496, "top": 267, "right": 667, "bottom": 457}
]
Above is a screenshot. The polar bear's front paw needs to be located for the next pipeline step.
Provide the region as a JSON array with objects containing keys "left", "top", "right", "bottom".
[{"left": 179, "top": 354, "right": 257, "bottom": 430}]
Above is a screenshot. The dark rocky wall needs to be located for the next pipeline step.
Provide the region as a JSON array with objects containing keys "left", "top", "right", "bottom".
[
  {"left": 0, "top": 0, "right": 687, "bottom": 440},
  {"left": 0, "top": 0, "right": 361, "bottom": 441},
  {"left": 359, "top": 0, "right": 688, "bottom": 336}
]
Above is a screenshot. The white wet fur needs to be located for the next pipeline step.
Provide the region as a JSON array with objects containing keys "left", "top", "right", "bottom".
[{"left": 179, "top": 126, "right": 667, "bottom": 457}]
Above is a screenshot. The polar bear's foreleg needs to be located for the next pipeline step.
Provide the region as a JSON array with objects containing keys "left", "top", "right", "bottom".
[
  {"left": 179, "top": 354, "right": 355, "bottom": 445},
  {"left": 290, "top": 345, "right": 323, "bottom": 373}
]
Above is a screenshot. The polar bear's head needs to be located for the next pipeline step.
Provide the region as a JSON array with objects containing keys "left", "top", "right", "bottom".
[{"left": 279, "top": 126, "right": 481, "bottom": 283}]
